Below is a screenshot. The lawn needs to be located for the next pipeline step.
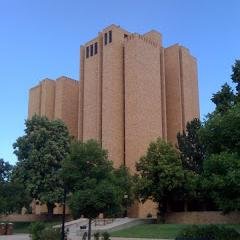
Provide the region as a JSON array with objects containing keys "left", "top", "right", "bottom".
[
  {"left": 111, "top": 223, "right": 240, "bottom": 239},
  {"left": 9, "top": 222, "right": 240, "bottom": 238}
]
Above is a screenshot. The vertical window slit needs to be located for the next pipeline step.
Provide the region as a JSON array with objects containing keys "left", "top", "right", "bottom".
[
  {"left": 94, "top": 42, "right": 98, "bottom": 54},
  {"left": 90, "top": 44, "right": 93, "bottom": 56},
  {"left": 104, "top": 33, "right": 108, "bottom": 45},
  {"left": 86, "top": 46, "right": 89, "bottom": 58},
  {"left": 109, "top": 30, "right": 112, "bottom": 43}
]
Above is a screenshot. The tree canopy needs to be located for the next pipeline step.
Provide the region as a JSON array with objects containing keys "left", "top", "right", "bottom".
[
  {"left": 62, "top": 140, "right": 134, "bottom": 240},
  {"left": 202, "top": 152, "right": 240, "bottom": 213},
  {"left": 0, "top": 158, "right": 30, "bottom": 214},
  {"left": 199, "top": 103, "right": 240, "bottom": 156},
  {"left": 177, "top": 118, "right": 205, "bottom": 174},
  {"left": 197, "top": 59, "right": 240, "bottom": 212},
  {"left": 113, "top": 166, "right": 135, "bottom": 213},
  {"left": 135, "top": 138, "right": 185, "bottom": 221},
  {"left": 0, "top": 181, "right": 31, "bottom": 215},
  {"left": 13, "top": 115, "right": 71, "bottom": 216},
  {"left": 0, "top": 158, "right": 12, "bottom": 183},
  {"left": 231, "top": 59, "right": 240, "bottom": 96},
  {"left": 211, "top": 83, "right": 235, "bottom": 114}
]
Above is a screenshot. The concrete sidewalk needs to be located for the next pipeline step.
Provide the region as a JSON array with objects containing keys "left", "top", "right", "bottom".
[
  {"left": 112, "top": 238, "right": 171, "bottom": 240},
  {"left": 70, "top": 238, "right": 171, "bottom": 240},
  {"left": 0, "top": 234, "right": 30, "bottom": 240},
  {"left": 0, "top": 235, "right": 171, "bottom": 240}
]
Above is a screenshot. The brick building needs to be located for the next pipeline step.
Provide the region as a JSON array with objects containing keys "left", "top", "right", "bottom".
[{"left": 28, "top": 24, "right": 199, "bottom": 217}]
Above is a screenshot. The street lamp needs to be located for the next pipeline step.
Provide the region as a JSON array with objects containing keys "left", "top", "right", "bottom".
[
  {"left": 123, "top": 194, "right": 128, "bottom": 217},
  {"left": 61, "top": 185, "right": 67, "bottom": 240}
]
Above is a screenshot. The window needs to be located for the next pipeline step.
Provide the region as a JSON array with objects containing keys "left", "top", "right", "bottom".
[
  {"left": 124, "top": 34, "right": 128, "bottom": 38},
  {"left": 90, "top": 44, "right": 93, "bottom": 56},
  {"left": 104, "top": 33, "right": 108, "bottom": 45},
  {"left": 86, "top": 46, "right": 89, "bottom": 58},
  {"left": 109, "top": 30, "right": 112, "bottom": 43},
  {"left": 94, "top": 42, "right": 98, "bottom": 54}
]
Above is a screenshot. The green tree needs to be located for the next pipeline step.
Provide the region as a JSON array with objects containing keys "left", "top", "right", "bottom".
[
  {"left": 199, "top": 103, "right": 240, "bottom": 155},
  {"left": 0, "top": 159, "right": 30, "bottom": 214},
  {"left": 177, "top": 119, "right": 211, "bottom": 211},
  {"left": 211, "top": 83, "right": 235, "bottom": 114},
  {"left": 202, "top": 152, "right": 240, "bottom": 213},
  {"left": 177, "top": 118, "right": 205, "bottom": 174},
  {"left": 13, "top": 115, "right": 70, "bottom": 217},
  {"left": 0, "top": 181, "right": 31, "bottom": 214},
  {"left": 62, "top": 140, "right": 133, "bottom": 240},
  {"left": 135, "top": 138, "right": 185, "bottom": 222},
  {"left": 0, "top": 158, "right": 12, "bottom": 182},
  {"left": 231, "top": 59, "right": 240, "bottom": 97},
  {"left": 196, "top": 60, "right": 240, "bottom": 213},
  {"left": 113, "top": 166, "right": 135, "bottom": 217}
]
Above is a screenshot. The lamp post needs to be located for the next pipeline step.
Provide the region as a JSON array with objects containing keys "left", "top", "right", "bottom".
[
  {"left": 61, "top": 185, "right": 67, "bottom": 240},
  {"left": 123, "top": 194, "right": 128, "bottom": 217}
]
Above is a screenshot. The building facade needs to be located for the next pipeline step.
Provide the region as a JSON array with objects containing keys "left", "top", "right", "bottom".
[{"left": 28, "top": 24, "right": 200, "bottom": 217}]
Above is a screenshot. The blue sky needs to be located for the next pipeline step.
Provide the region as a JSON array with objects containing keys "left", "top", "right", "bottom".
[{"left": 0, "top": 0, "right": 240, "bottom": 164}]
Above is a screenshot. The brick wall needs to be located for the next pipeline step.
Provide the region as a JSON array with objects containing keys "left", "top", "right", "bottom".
[
  {"left": 0, "top": 214, "right": 71, "bottom": 222},
  {"left": 101, "top": 26, "right": 126, "bottom": 168},
  {"left": 124, "top": 34, "right": 163, "bottom": 173}
]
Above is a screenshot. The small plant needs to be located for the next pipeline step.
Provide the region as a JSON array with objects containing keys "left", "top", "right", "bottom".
[
  {"left": 29, "top": 222, "right": 45, "bottom": 240},
  {"left": 102, "top": 231, "right": 110, "bottom": 240},
  {"left": 29, "top": 222, "right": 61, "bottom": 240},
  {"left": 94, "top": 232, "right": 100, "bottom": 240},
  {"left": 40, "top": 228, "right": 61, "bottom": 240}
]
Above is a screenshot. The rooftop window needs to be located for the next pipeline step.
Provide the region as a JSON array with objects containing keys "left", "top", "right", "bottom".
[
  {"left": 94, "top": 42, "right": 98, "bottom": 55},
  {"left": 104, "top": 33, "right": 108, "bottom": 45},
  {"left": 109, "top": 30, "right": 112, "bottom": 43},
  {"left": 104, "top": 30, "right": 113, "bottom": 45},
  {"left": 86, "top": 46, "right": 89, "bottom": 58},
  {"left": 86, "top": 42, "right": 98, "bottom": 58},
  {"left": 90, "top": 44, "right": 93, "bottom": 56}
]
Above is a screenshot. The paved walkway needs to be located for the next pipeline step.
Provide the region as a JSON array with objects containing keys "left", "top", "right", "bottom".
[
  {"left": 0, "top": 234, "right": 171, "bottom": 240},
  {"left": 70, "top": 238, "right": 170, "bottom": 240},
  {"left": 0, "top": 234, "right": 30, "bottom": 240},
  {"left": 112, "top": 238, "right": 170, "bottom": 240}
]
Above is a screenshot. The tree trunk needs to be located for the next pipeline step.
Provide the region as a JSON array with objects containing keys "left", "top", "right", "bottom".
[
  {"left": 184, "top": 200, "right": 188, "bottom": 212},
  {"left": 46, "top": 202, "right": 55, "bottom": 219},
  {"left": 88, "top": 218, "right": 92, "bottom": 240},
  {"left": 203, "top": 202, "right": 207, "bottom": 211},
  {"left": 157, "top": 200, "right": 167, "bottom": 223}
]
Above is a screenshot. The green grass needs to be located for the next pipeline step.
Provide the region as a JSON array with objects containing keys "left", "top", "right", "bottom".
[
  {"left": 8, "top": 222, "right": 240, "bottom": 237},
  {"left": 228, "top": 224, "right": 240, "bottom": 232},
  {"left": 111, "top": 224, "right": 240, "bottom": 239},
  {"left": 111, "top": 224, "right": 188, "bottom": 239},
  {"left": 1, "top": 221, "right": 62, "bottom": 234}
]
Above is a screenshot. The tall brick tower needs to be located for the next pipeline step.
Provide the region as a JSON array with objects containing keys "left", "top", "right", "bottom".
[
  {"left": 28, "top": 24, "right": 200, "bottom": 217},
  {"left": 28, "top": 76, "right": 79, "bottom": 138}
]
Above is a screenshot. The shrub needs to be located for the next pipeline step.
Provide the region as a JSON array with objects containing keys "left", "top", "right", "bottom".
[
  {"left": 102, "top": 231, "right": 111, "bottom": 240},
  {"left": 176, "top": 224, "right": 240, "bottom": 240},
  {"left": 94, "top": 232, "right": 100, "bottom": 240},
  {"left": 29, "top": 222, "right": 45, "bottom": 240},
  {"left": 40, "top": 228, "right": 61, "bottom": 240},
  {"left": 29, "top": 222, "right": 61, "bottom": 240}
]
